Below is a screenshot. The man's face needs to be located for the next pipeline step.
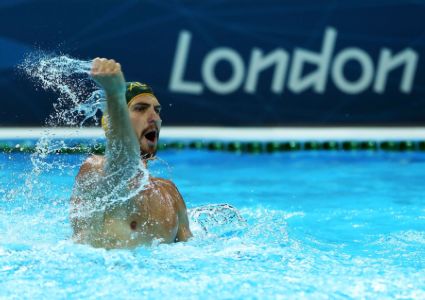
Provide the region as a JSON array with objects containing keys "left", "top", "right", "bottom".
[{"left": 128, "top": 93, "right": 162, "bottom": 159}]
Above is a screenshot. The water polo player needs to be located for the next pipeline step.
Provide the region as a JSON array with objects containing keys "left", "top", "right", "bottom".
[{"left": 70, "top": 58, "right": 192, "bottom": 248}]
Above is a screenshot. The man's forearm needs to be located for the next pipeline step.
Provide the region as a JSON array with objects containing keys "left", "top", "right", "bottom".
[
  {"left": 90, "top": 57, "right": 141, "bottom": 174},
  {"left": 104, "top": 92, "right": 140, "bottom": 169}
]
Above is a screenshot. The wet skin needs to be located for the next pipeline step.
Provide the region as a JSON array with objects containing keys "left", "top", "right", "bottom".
[
  {"left": 71, "top": 155, "right": 192, "bottom": 248},
  {"left": 70, "top": 58, "right": 192, "bottom": 249}
]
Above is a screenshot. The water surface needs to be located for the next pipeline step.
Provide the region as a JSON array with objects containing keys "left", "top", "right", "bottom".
[{"left": 1, "top": 149, "right": 424, "bottom": 299}]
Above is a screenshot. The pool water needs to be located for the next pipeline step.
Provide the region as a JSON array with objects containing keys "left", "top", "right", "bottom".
[{"left": 1, "top": 148, "right": 424, "bottom": 299}]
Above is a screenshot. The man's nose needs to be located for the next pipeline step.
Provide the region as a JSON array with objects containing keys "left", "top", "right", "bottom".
[{"left": 148, "top": 108, "right": 161, "bottom": 124}]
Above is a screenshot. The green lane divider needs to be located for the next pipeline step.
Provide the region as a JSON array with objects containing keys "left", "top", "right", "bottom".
[
  {"left": 1, "top": 140, "right": 425, "bottom": 154},
  {"left": 360, "top": 141, "right": 378, "bottom": 150},
  {"left": 168, "top": 141, "right": 186, "bottom": 150},
  {"left": 208, "top": 141, "right": 224, "bottom": 151},
  {"left": 265, "top": 142, "right": 281, "bottom": 152},
  {"left": 246, "top": 142, "right": 263, "bottom": 153},
  {"left": 189, "top": 141, "right": 204, "bottom": 150},
  {"left": 342, "top": 141, "right": 360, "bottom": 150},
  {"left": 380, "top": 141, "right": 399, "bottom": 151},
  {"left": 304, "top": 141, "right": 321, "bottom": 150},
  {"left": 323, "top": 141, "right": 340, "bottom": 150},
  {"left": 285, "top": 141, "right": 302, "bottom": 151},
  {"left": 227, "top": 142, "right": 243, "bottom": 152}
]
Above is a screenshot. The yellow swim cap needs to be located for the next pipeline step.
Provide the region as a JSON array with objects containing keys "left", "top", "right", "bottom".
[{"left": 101, "top": 82, "right": 154, "bottom": 132}]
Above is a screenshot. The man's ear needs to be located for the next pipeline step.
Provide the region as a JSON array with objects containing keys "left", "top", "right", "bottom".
[{"left": 101, "top": 114, "right": 109, "bottom": 132}]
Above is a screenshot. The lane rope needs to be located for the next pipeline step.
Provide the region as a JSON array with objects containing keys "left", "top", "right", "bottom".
[{"left": 0, "top": 140, "right": 424, "bottom": 154}]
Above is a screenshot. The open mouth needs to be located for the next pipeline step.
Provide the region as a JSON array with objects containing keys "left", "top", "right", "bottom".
[{"left": 143, "top": 129, "right": 158, "bottom": 145}]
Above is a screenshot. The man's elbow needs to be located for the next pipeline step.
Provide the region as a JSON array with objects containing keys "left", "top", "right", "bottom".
[{"left": 175, "top": 228, "right": 193, "bottom": 242}]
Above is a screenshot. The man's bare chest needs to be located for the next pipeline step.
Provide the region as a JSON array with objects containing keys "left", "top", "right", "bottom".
[{"left": 102, "top": 184, "right": 179, "bottom": 245}]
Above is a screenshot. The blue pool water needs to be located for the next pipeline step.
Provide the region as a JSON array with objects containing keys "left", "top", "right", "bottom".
[{"left": 1, "top": 147, "right": 424, "bottom": 299}]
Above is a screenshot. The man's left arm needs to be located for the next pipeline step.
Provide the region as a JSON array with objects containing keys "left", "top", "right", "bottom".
[{"left": 173, "top": 186, "right": 193, "bottom": 242}]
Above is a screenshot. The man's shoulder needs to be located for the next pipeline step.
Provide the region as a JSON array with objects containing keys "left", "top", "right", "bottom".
[
  {"left": 150, "top": 177, "right": 185, "bottom": 207},
  {"left": 151, "top": 177, "right": 181, "bottom": 198},
  {"left": 151, "top": 177, "right": 177, "bottom": 189},
  {"left": 77, "top": 155, "right": 105, "bottom": 178}
]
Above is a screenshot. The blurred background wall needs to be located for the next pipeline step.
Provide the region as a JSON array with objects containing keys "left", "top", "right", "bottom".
[{"left": 0, "top": 0, "right": 424, "bottom": 126}]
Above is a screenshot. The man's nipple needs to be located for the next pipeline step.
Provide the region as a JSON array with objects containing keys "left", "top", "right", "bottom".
[{"left": 130, "top": 221, "right": 137, "bottom": 230}]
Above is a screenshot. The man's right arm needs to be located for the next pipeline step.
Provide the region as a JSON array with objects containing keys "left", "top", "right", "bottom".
[{"left": 91, "top": 58, "right": 140, "bottom": 176}]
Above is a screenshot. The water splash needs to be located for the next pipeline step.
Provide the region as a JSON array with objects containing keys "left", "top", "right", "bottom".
[
  {"left": 17, "top": 52, "right": 150, "bottom": 217},
  {"left": 17, "top": 52, "right": 103, "bottom": 182},
  {"left": 18, "top": 52, "right": 104, "bottom": 127},
  {"left": 15, "top": 51, "right": 245, "bottom": 247},
  {"left": 189, "top": 204, "right": 247, "bottom": 237},
  {"left": 75, "top": 89, "right": 106, "bottom": 126}
]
